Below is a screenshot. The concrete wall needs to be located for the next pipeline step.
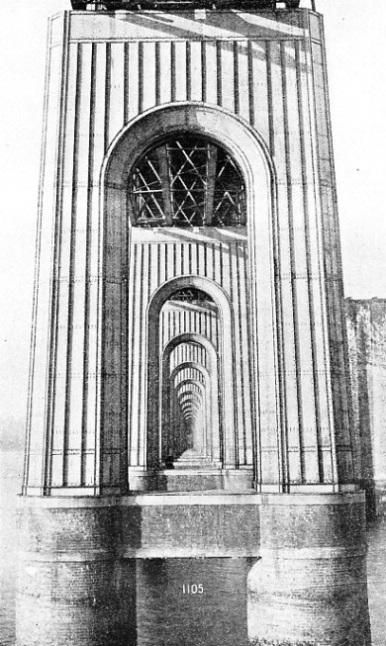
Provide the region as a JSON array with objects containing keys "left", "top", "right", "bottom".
[
  {"left": 248, "top": 493, "right": 371, "bottom": 646},
  {"left": 346, "top": 298, "right": 386, "bottom": 511}
]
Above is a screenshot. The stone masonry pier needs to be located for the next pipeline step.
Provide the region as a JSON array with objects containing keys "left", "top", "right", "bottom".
[{"left": 16, "top": 492, "right": 370, "bottom": 646}]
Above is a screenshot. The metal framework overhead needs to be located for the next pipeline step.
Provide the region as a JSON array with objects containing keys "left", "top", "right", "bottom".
[
  {"left": 169, "top": 288, "right": 215, "bottom": 304},
  {"left": 128, "top": 134, "right": 246, "bottom": 228},
  {"left": 71, "top": 1, "right": 303, "bottom": 10}
]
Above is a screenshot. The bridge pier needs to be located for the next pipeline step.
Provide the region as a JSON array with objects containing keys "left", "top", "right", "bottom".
[
  {"left": 18, "top": 5, "right": 372, "bottom": 644},
  {"left": 16, "top": 493, "right": 370, "bottom": 646},
  {"left": 16, "top": 498, "right": 137, "bottom": 646},
  {"left": 248, "top": 493, "right": 371, "bottom": 646}
]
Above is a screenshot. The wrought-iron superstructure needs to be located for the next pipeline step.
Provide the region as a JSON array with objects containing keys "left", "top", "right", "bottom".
[
  {"left": 128, "top": 135, "right": 246, "bottom": 227},
  {"left": 71, "top": 0, "right": 302, "bottom": 9}
]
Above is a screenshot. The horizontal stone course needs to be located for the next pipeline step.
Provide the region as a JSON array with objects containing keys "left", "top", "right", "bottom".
[
  {"left": 259, "top": 501, "right": 366, "bottom": 550},
  {"left": 18, "top": 496, "right": 260, "bottom": 558},
  {"left": 18, "top": 507, "right": 121, "bottom": 555}
]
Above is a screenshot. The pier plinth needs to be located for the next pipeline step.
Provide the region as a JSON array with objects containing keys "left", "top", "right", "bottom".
[{"left": 16, "top": 498, "right": 136, "bottom": 646}]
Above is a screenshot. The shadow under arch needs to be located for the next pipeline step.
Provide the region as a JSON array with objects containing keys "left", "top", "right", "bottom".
[{"left": 100, "top": 101, "right": 282, "bottom": 493}]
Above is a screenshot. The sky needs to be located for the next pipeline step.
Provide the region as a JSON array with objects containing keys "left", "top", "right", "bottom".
[{"left": 0, "top": 0, "right": 385, "bottom": 428}]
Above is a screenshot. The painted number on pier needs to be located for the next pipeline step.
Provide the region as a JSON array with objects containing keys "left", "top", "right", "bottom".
[{"left": 182, "top": 584, "right": 204, "bottom": 594}]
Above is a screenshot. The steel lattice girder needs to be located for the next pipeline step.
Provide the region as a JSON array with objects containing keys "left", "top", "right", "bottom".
[{"left": 128, "top": 135, "right": 246, "bottom": 227}]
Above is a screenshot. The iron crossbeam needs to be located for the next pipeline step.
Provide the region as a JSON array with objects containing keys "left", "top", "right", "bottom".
[{"left": 71, "top": 0, "right": 303, "bottom": 11}]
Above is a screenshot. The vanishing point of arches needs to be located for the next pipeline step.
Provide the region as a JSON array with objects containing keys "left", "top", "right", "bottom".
[
  {"left": 147, "top": 275, "right": 237, "bottom": 476},
  {"left": 162, "top": 332, "right": 221, "bottom": 467}
]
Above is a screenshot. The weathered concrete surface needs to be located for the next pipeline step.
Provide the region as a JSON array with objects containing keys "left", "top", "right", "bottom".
[
  {"left": 248, "top": 494, "right": 371, "bottom": 646},
  {"left": 345, "top": 299, "right": 386, "bottom": 514},
  {"left": 16, "top": 494, "right": 259, "bottom": 645},
  {"left": 16, "top": 493, "right": 370, "bottom": 646},
  {"left": 16, "top": 493, "right": 261, "bottom": 560}
]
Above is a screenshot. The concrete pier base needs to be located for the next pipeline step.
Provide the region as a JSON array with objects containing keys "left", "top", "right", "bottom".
[
  {"left": 15, "top": 500, "right": 137, "bottom": 646},
  {"left": 16, "top": 560, "right": 136, "bottom": 646},
  {"left": 16, "top": 492, "right": 371, "bottom": 646},
  {"left": 247, "top": 493, "right": 371, "bottom": 646},
  {"left": 15, "top": 492, "right": 260, "bottom": 645}
]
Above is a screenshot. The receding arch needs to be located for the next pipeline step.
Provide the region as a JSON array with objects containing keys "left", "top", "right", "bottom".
[
  {"left": 158, "top": 329, "right": 224, "bottom": 470},
  {"left": 171, "top": 362, "right": 209, "bottom": 386},
  {"left": 148, "top": 276, "right": 233, "bottom": 323},
  {"left": 161, "top": 330, "right": 219, "bottom": 356},
  {"left": 100, "top": 102, "right": 281, "bottom": 492},
  {"left": 176, "top": 380, "right": 206, "bottom": 397},
  {"left": 162, "top": 333, "right": 217, "bottom": 462},
  {"left": 147, "top": 279, "right": 235, "bottom": 475},
  {"left": 170, "top": 364, "right": 210, "bottom": 451}
]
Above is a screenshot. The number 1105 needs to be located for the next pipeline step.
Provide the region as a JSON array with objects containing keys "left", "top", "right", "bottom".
[{"left": 182, "top": 584, "right": 204, "bottom": 594}]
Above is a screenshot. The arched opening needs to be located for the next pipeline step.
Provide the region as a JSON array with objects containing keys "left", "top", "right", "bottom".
[
  {"left": 102, "top": 103, "right": 279, "bottom": 494},
  {"left": 161, "top": 326, "right": 221, "bottom": 474},
  {"left": 128, "top": 133, "right": 246, "bottom": 228},
  {"left": 147, "top": 279, "right": 234, "bottom": 491},
  {"left": 160, "top": 288, "right": 219, "bottom": 468}
]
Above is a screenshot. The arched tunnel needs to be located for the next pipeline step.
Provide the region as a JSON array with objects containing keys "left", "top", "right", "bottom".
[{"left": 160, "top": 289, "right": 222, "bottom": 471}]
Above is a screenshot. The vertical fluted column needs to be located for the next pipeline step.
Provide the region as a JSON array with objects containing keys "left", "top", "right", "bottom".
[{"left": 23, "top": 13, "right": 70, "bottom": 495}]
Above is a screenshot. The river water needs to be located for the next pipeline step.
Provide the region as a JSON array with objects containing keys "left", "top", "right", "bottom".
[{"left": 1, "top": 450, "right": 385, "bottom": 646}]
